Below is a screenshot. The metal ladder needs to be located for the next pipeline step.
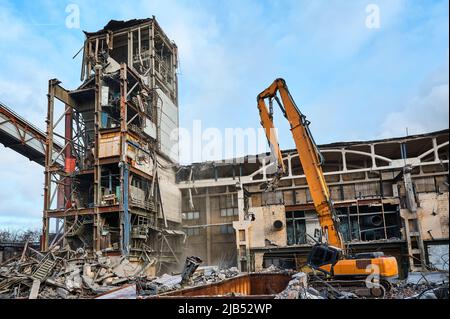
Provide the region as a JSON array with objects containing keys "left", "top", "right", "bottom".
[
  {"left": 31, "top": 257, "right": 57, "bottom": 281},
  {"left": 402, "top": 165, "right": 427, "bottom": 271}
]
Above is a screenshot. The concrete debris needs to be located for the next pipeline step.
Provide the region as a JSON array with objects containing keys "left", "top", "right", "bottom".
[
  {"left": 2, "top": 243, "right": 447, "bottom": 300},
  {"left": 275, "top": 271, "right": 450, "bottom": 300},
  {"left": 386, "top": 283, "right": 449, "bottom": 299},
  {"left": 260, "top": 264, "right": 287, "bottom": 273},
  {"left": 181, "top": 256, "right": 203, "bottom": 285},
  {"left": 138, "top": 265, "right": 241, "bottom": 296},
  {"left": 0, "top": 246, "right": 148, "bottom": 299},
  {"left": 405, "top": 271, "right": 449, "bottom": 285},
  {"left": 275, "top": 272, "right": 323, "bottom": 299},
  {"left": 386, "top": 271, "right": 449, "bottom": 299},
  {"left": 189, "top": 267, "right": 240, "bottom": 285},
  {"left": 196, "top": 266, "right": 219, "bottom": 276},
  {"left": 152, "top": 273, "right": 182, "bottom": 291}
]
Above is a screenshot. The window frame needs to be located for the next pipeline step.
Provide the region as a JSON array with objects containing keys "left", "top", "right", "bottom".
[
  {"left": 182, "top": 211, "right": 200, "bottom": 220},
  {"left": 219, "top": 194, "right": 239, "bottom": 217}
]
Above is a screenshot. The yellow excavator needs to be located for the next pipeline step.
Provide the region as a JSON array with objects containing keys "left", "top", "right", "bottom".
[{"left": 257, "top": 78, "right": 398, "bottom": 295}]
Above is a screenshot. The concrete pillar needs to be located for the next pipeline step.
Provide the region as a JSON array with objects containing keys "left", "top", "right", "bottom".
[
  {"left": 233, "top": 188, "right": 252, "bottom": 271},
  {"left": 262, "top": 158, "right": 267, "bottom": 180},
  {"left": 370, "top": 144, "right": 377, "bottom": 169},
  {"left": 205, "top": 188, "right": 212, "bottom": 264},
  {"left": 432, "top": 138, "right": 439, "bottom": 162},
  {"left": 287, "top": 154, "right": 293, "bottom": 177},
  {"left": 253, "top": 252, "right": 264, "bottom": 272},
  {"left": 341, "top": 149, "right": 347, "bottom": 172}
]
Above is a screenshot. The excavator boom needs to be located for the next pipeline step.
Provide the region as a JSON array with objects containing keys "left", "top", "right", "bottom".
[{"left": 257, "top": 78, "right": 343, "bottom": 248}]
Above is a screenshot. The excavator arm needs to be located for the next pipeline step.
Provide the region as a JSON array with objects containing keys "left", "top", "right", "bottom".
[
  {"left": 257, "top": 78, "right": 343, "bottom": 249},
  {"left": 257, "top": 84, "right": 286, "bottom": 187}
]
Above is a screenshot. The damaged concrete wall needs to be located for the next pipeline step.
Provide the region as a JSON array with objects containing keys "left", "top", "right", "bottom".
[
  {"left": 181, "top": 189, "right": 238, "bottom": 267},
  {"left": 157, "top": 88, "right": 179, "bottom": 163},
  {"left": 157, "top": 155, "right": 182, "bottom": 223},
  {"left": 249, "top": 205, "right": 287, "bottom": 248},
  {"left": 304, "top": 211, "right": 321, "bottom": 241},
  {"left": 417, "top": 192, "right": 449, "bottom": 240},
  {"left": 426, "top": 244, "right": 449, "bottom": 270}
]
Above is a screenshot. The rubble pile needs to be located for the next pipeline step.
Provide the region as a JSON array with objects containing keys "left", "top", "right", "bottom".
[
  {"left": 386, "top": 272, "right": 449, "bottom": 299},
  {"left": 275, "top": 271, "right": 450, "bottom": 299},
  {"left": 386, "top": 283, "right": 424, "bottom": 299},
  {"left": 138, "top": 266, "right": 241, "bottom": 295},
  {"left": 3, "top": 245, "right": 447, "bottom": 300},
  {"left": 0, "top": 246, "right": 144, "bottom": 299},
  {"left": 0, "top": 247, "right": 243, "bottom": 299},
  {"left": 386, "top": 282, "right": 449, "bottom": 299},
  {"left": 260, "top": 264, "right": 291, "bottom": 274},
  {"left": 191, "top": 266, "right": 240, "bottom": 285},
  {"left": 275, "top": 273, "right": 324, "bottom": 299}
]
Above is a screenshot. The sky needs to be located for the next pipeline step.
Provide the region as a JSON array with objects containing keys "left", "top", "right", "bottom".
[{"left": 0, "top": 0, "right": 448, "bottom": 230}]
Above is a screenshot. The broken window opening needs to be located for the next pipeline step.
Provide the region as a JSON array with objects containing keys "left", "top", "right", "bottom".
[{"left": 286, "top": 211, "right": 307, "bottom": 245}]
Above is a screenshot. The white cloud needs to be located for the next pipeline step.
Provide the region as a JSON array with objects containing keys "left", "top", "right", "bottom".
[
  {"left": 0, "top": 145, "right": 44, "bottom": 231},
  {"left": 283, "top": 0, "right": 406, "bottom": 59},
  {"left": 0, "top": 2, "right": 25, "bottom": 40},
  {"left": 379, "top": 60, "right": 449, "bottom": 138},
  {"left": 0, "top": 2, "right": 81, "bottom": 230}
]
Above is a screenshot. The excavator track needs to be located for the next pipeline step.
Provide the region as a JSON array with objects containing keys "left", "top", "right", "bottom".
[{"left": 309, "top": 277, "right": 390, "bottom": 298}]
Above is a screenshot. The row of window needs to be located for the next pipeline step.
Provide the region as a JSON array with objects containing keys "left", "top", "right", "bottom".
[
  {"left": 183, "top": 225, "right": 235, "bottom": 237},
  {"left": 220, "top": 207, "right": 239, "bottom": 217},
  {"left": 182, "top": 211, "right": 200, "bottom": 220},
  {"left": 182, "top": 208, "right": 239, "bottom": 220}
]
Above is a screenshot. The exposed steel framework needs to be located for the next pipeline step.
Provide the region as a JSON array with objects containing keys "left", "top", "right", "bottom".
[
  {"left": 0, "top": 101, "right": 63, "bottom": 166},
  {"left": 40, "top": 18, "right": 183, "bottom": 274}
]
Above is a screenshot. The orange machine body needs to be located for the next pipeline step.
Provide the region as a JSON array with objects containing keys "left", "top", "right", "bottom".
[{"left": 319, "top": 257, "right": 399, "bottom": 280}]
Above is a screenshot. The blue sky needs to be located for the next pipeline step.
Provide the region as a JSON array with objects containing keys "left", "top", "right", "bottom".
[{"left": 0, "top": 0, "right": 448, "bottom": 230}]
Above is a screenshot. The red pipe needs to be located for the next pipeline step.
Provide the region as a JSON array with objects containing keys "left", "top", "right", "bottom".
[{"left": 64, "top": 106, "right": 74, "bottom": 208}]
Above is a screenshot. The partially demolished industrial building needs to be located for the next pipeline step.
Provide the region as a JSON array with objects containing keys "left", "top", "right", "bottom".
[
  {"left": 0, "top": 17, "right": 448, "bottom": 299},
  {"left": 41, "top": 18, "right": 183, "bottom": 275}
]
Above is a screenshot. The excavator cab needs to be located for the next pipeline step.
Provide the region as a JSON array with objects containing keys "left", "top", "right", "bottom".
[{"left": 307, "top": 244, "right": 342, "bottom": 273}]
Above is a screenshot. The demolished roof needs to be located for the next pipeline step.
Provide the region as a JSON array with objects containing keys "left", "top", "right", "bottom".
[
  {"left": 180, "top": 128, "right": 449, "bottom": 168},
  {"left": 83, "top": 18, "right": 153, "bottom": 36}
]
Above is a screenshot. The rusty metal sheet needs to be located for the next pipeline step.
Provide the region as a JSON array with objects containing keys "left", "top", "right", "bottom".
[{"left": 155, "top": 273, "right": 291, "bottom": 298}]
